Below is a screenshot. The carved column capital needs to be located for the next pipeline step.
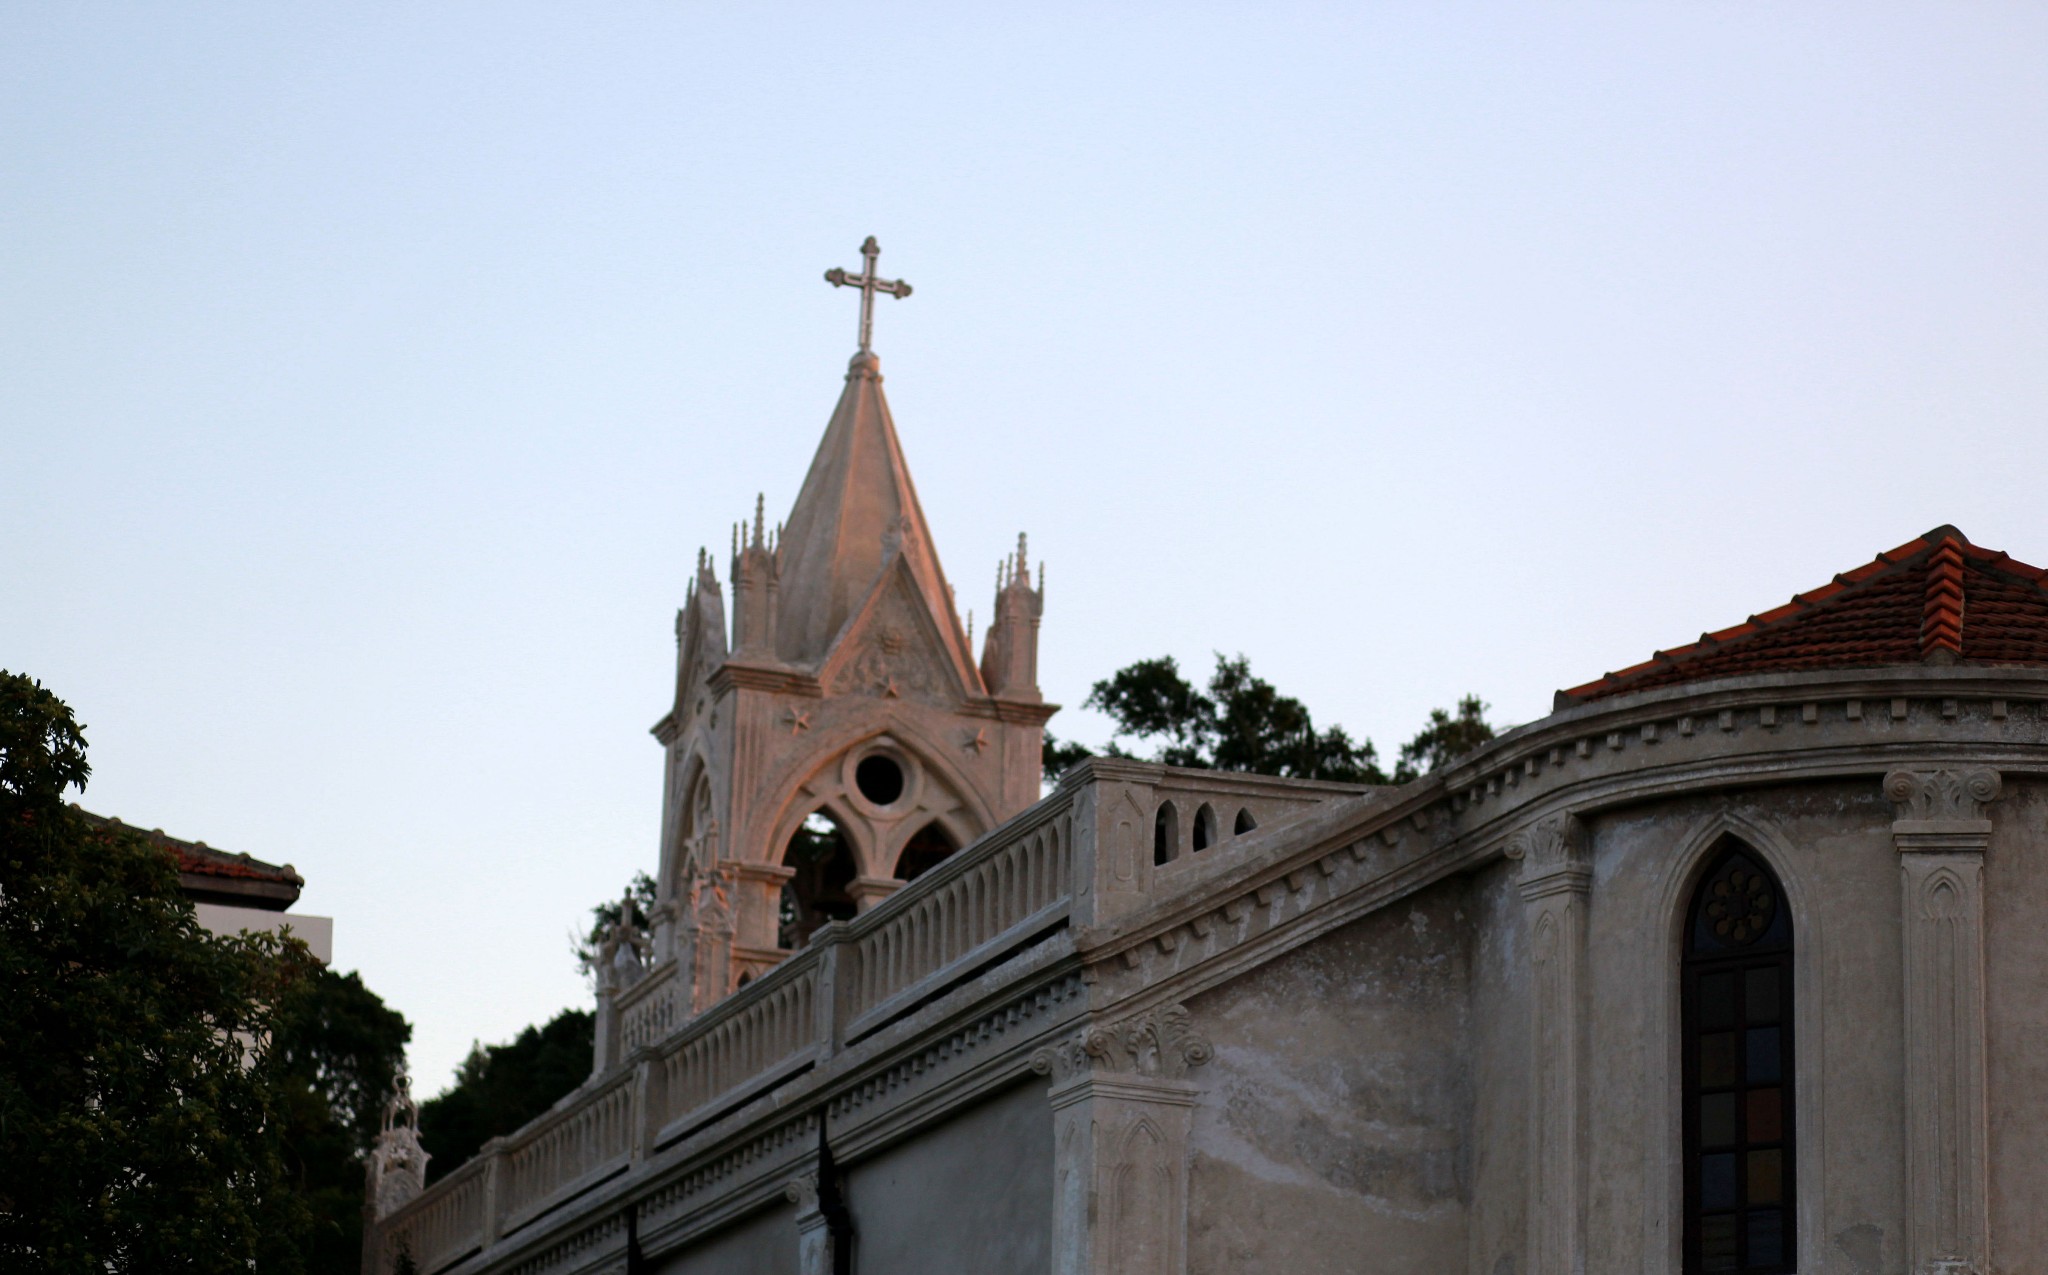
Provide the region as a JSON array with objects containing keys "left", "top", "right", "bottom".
[
  {"left": 1886, "top": 767, "right": 2001, "bottom": 853},
  {"left": 1507, "top": 812, "right": 1590, "bottom": 899},
  {"left": 1031, "top": 1002, "right": 1214, "bottom": 1088},
  {"left": 783, "top": 1171, "right": 820, "bottom": 1216}
]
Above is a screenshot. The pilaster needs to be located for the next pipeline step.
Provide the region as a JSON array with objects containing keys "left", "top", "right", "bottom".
[
  {"left": 784, "top": 1173, "right": 835, "bottom": 1275},
  {"left": 1508, "top": 812, "right": 1590, "bottom": 1275},
  {"left": 1885, "top": 767, "right": 1999, "bottom": 1275},
  {"left": 1030, "top": 1003, "right": 1213, "bottom": 1275}
]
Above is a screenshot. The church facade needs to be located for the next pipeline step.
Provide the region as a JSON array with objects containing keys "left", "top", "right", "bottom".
[{"left": 366, "top": 246, "right": 2048, "bottom": 1275}]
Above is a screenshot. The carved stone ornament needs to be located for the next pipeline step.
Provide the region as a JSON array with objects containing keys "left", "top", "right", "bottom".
[
  {"left": 366, "top": 1074, "right": 430, "bottom": 1220},
  {"left": 1031, "top": 1003, "right": 1214, "bottom": 1085},
  {"left": 1505, "top": 812, "right": 1587, "bottom": 878},
  {"left": 783, "top": 1171, "right": 820, "bottom": 1215},
  {"left": 1885, "top": 767, "right": 2002, "bottom": 825}
]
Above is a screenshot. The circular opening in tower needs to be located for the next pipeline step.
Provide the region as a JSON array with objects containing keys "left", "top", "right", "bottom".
[{"left": 854, "top": 754, "right": 906, "bottom": 806}]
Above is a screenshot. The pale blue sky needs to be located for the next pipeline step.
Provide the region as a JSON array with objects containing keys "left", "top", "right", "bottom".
[{"left": 6, "top": 4, "right": 2045, "bottom": 1090}]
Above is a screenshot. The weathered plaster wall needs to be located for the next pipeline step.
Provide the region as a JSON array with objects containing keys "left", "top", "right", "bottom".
[
  {"left": 843, "top": 1078, "right": 1053, "bottom": 1275},
  {"left": 1185, "top": 875, "right": 1474, "bottom": 1274},
  {"left": 1463, "top": 858, "right": 1527, "bottom": 1275},
  {"left": 652, "top": 1201, "right": 794, "bottom": 1275},
  {"left": 1584, "top": 781, "right": 1904, "bottom": 1274},
  {"left": 1985, "top": 777, "right": 2048, "bottom": 1273}
]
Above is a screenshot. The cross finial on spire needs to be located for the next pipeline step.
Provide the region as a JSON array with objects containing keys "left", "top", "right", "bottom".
[{"left": 824, "top": 236, "right": 912, "bottom": 357}]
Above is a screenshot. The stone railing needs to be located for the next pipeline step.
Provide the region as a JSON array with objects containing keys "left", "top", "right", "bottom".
[
  {"left": 497, "top": 1067, "right": 637, "bottom": 1230},
  {"left": 375, "top": 1151, "right": 489, "bottom": 1273},
  {"left": 652, "top": 949, "right": 821, "bottom": 1134},
  {"left": 617, "top": 959, "right": 680, "bottom": 1055},
  {"left": 371, "top": 761, "right": 1362, "bottom": 1273},
  {"left": 844, "top": 803, "right": 1074, "bottom": 1034}
]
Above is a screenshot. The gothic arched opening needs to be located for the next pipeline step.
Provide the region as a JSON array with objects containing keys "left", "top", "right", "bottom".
[
  {"left": 1682, "top": 839, "right": 1795, "bottom": 1274},
  {"left": 1192, "top": 803, "right": 1217, "bottom": 852},
  {"left": 1234, "top": 807, "right": 1258, "bottom": 836},
  {"left": 894, "top": 822, "right": 958, "bottom": 883},
  {"left": 1153, "top": 803, "right": 1179, "bottom": 866},
  {"left": 779, "top": 811, "right": 857, "bottom": 950}
]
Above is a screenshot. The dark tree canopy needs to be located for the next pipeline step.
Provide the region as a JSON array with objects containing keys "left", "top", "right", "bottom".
[
  {"left": 1393, "top": 694, "right": 1498, "bottom": 783},
  {"left": 1045, "top": 652, "right": 1498, "bottom": 787},
  {"left": 0, "top": 672, "right": 312, "bottom": 1272},
  {"left": 271, "top": 966, "right": 413, "bottom": 1274},
  {"left": 418, "top": 1008, "right": 595, "bottom": 1184}
]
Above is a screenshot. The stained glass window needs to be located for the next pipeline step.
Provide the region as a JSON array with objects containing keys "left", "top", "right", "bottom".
[{"left": 1683, "top": 842, "right": 1795, "bottom": 1273}]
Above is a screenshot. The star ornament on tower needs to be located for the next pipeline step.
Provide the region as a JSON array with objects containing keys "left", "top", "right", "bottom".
[{"left": 824, "top": 236, "right": 912, "bottom": 357}]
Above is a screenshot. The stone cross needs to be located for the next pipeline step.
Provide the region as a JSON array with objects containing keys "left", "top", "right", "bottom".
[{"left": 823, "top": 236, "right": 912, "bottom": 356}]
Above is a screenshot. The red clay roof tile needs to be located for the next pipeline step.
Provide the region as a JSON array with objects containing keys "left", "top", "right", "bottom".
[{"left": 1562, "top": 528, "right": 2048, "bottom": 702}]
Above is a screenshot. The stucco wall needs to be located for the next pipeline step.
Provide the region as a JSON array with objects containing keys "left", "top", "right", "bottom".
[
  {"left": 652, "top": 1201, "right": 794, "bottom": 1275},
  {"left": 1184, "top": 874, "right": 1475, "bottom": 1274},
  {"left": 1463, "top": 858, "right": 1528, "bottom": 1275},
  {"left": 1985, "top": 777, "right": 2048, "bottom": 1273},
  {"left": 843, "top": 1078, "right": 1053, "bottom": 1275}
]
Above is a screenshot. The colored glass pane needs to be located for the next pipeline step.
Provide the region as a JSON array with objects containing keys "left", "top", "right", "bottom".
[
  {"left": 1746, "top": 1027, "right": 1782, "bottom": 1084},
  {"left": 1746, "top": 1209, "right": 1785, "bottom": 1264},
  {"left": 1700, "top": 1093, "right": 1737, "bottom": 1147},
  {"left": 1698, "top": 971, "right": 1738, "bottom": 1029},
  {"left": 1701, "top": 1215, "right": 1739, "bottom": 1271},
  {"left": 1745, "top": 1088, "right": 1782, "bottom": 1143},
  {"left": 1747, "top": 1149, "right": 1783, "bottom": 1204},
  {"left": 1700, "top": 1032, "right": 1738, "bottom": 1087},
  {"left": 1744, "top": 967, "right": 1780, "bottom": 1023},
  {"left": 1701, "top": 1153, "right": 1737, "bottom": 1209}
]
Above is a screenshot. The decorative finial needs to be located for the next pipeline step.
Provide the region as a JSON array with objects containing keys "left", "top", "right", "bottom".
[
  {"left": 824, "top": 237, "right": 913, "bottom": 357},
  {"left": 1016, "top": 532, "right": 1029, "bottom": 577},
  {"left": 753, "top": 493, "right": 766, "bottom": 549}
]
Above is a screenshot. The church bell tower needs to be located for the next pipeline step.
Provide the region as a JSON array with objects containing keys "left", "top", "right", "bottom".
[{"left": 647, "top": 239, "right": 1056, "bottom": 1010}]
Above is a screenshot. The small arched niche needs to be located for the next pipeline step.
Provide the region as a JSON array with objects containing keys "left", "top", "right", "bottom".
[
  {"left": 1234, "top": 807, "right": 1258, "bottom": 836},
  {"left": 1192, "top": 803, "right": 1218, "bottom": 852},
  {"left": 894, "top": 821, "right": 958, "bottom": 883},
  {"left": 779, "top": 810, "right": 858, "bottom": 950},
  {"left": 1154, "top": 802, "right": 1180, "bottom": 866}
]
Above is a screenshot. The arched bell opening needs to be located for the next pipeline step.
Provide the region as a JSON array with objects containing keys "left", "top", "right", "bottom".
[
  {"left": 894, "top": 821, "right": 959, "bottom": 884},
  {"left": 779, "top": 810, "right": 858, "bottom": 950},
  {"left": 1154, "top": 802, "right": 1180, "bottom": 866}
]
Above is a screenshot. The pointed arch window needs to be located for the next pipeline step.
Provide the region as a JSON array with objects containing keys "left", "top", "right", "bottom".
[
  {"left": 1683, "top": 841, "right": 1795, "bottom": 1273},
  {"left": 779, "top": 811, "right": 857, "bottom": 950}
]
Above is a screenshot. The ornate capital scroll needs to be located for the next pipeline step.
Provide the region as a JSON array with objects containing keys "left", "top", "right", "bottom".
[
  {"left": 1035, "top": 1004, "right": 1208, "bottom": 1275},
  {"left": 783, "top": 1171, "right": 820, "bottom": 1215},
  {"left": 1507, "top": 813, "right": 1590, "bottom": 900},
  {"left": 1885, "top": 767, "right": 2001, "bottom": 830},
  {"left": 1031, "top": 1003, "right": 1214, "bottom": 1087}
]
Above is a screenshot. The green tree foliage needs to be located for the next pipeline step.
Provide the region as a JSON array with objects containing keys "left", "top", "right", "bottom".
[
  {"left": 1062, "top": 653, "right": 1384, "bottom": 783},
  {"left": 271, "top": 966, "right": 412, "bottom": 1274},
  {"left": 1046, "top": 653, "right": 1499, "bottom": 786},
  {"left": 0, "top": 672, "right": 309, "bottom": 1272},
  {"left": 417, "top": 1008, "right": 594, "bottom": 1183},
  {"left": 1393, "top": 694, "right": 1498, "bottom": 784}
]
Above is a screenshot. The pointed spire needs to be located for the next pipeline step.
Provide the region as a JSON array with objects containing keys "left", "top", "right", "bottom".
[
  {"left": 752, "top": 493, "right": 766, "bottom": 549},
  {"left": 769, "top": 350, "right": 976, "bottom": 682}
]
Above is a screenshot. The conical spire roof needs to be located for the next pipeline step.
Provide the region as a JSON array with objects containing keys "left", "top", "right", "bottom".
[{"left": 774, "top": 352, "right": 979, "bottom": 686}]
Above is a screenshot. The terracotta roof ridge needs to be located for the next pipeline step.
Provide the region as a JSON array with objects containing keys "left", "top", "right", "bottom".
[{"left": 1921, "top": 536, "right": 1965, "bottom": 661}]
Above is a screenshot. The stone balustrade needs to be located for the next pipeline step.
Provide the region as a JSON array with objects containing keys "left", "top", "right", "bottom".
[
  {"left": 371, "top": 761, "right": 1362, "bottom": 1273},
  {"left": 654, "top": 951, "right": 821, "bottom": 1132}
]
